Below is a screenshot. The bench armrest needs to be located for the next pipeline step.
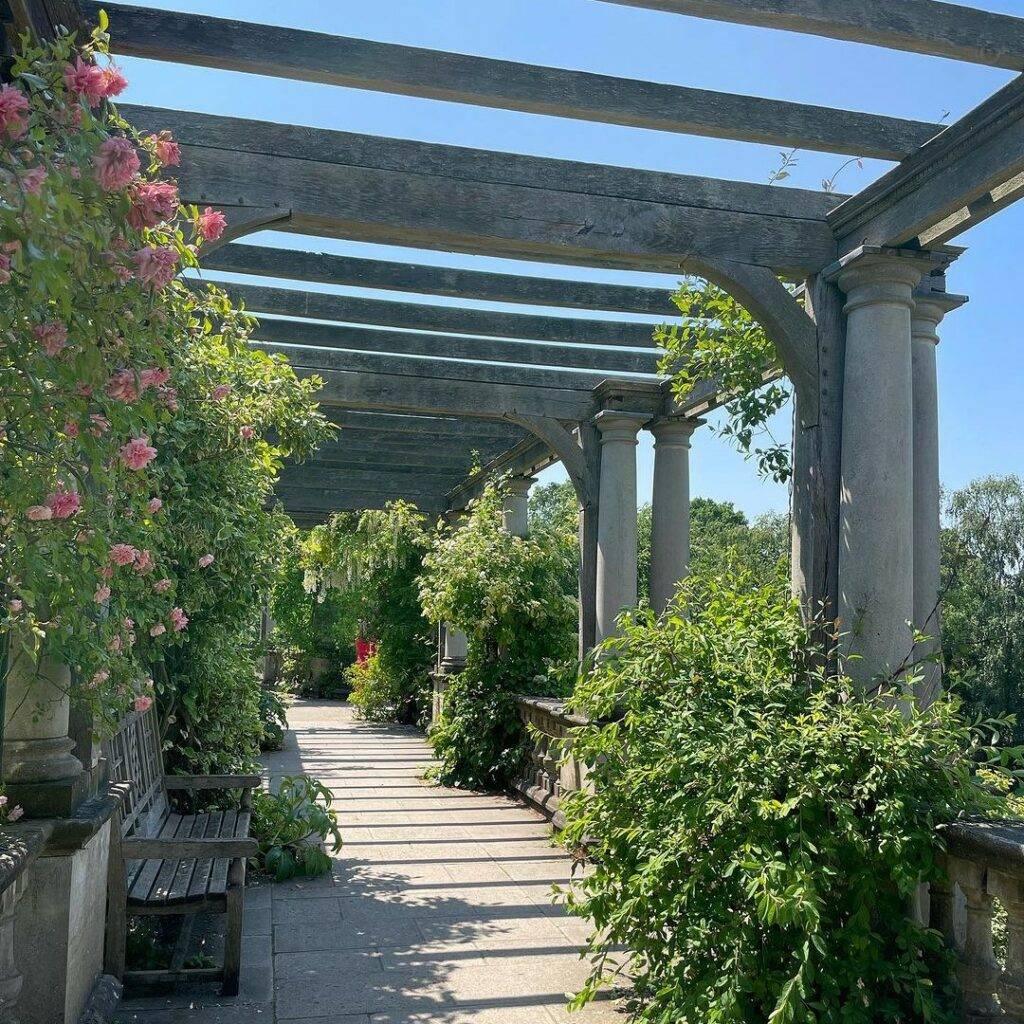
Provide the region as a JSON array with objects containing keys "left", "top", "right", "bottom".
[
  {"left": 164, "top": 774, "right": 262, "bottom": 792},
  {"left": 121, "top": 836, "right": 258, "bottom": 859}
]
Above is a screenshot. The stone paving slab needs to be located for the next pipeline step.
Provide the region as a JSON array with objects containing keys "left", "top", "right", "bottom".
[{"left": 116, "top": 700, "right": 627, "bottom": 1024}]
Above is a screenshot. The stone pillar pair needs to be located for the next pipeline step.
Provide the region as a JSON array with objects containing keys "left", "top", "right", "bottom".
[
  {"left": 593, "top": 411, "right": 700, "bottom": 643},
  {"left": 827, "top": 249, "right": 964, "bottom": 696}
]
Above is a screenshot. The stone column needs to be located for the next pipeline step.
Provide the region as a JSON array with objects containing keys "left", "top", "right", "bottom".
[
  {"left": 828, "top": 250, "right": 936, "bottom": 691},
  {"left": 440, "top": 510, "right": 468, "bottom": 671},
  {"left": 501, "top": 476, "right": 533, "bottom": 538},
  {"left": 594, "top": 411, "right": 646, "bottom": 642},
  {"left": 911, "top": 285, "right": 966, "bottom": 707},
  {"left": 649, "top": 416, "right": 701, "bottom": 614}
]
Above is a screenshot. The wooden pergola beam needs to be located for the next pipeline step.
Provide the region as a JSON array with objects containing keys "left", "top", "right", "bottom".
[
  {"left": 830, "top": 74, "right": 1024, "bottom": 252},
  {"left": 204, "top": 244, "right": 679, "bottom": 317},
  {"left": 308, "top": 440, "right": 507, "bottom": 467},
  {"left": 212, "top": 280, "right": 665, "bottom": 349},
  {"left": 251, "top": 319, "right": 661, "bottom": 376},
  {"left": 599, "top": 0, "right": 1024, "bottom": 71},
  {"left": 122, "top": 105, "right": 841, "bottom": 276},
  {"left": 89, "top": 1, "right": 938, "bottom": 159},
  {"left": 322, "top": 410, "right": 527, "bottom": 440},
  {"left": 280, "top": 465, "right": 465, "bottom": 490},
  {"left": 276, "top": 485, "right": 446, "bottom": 515}
]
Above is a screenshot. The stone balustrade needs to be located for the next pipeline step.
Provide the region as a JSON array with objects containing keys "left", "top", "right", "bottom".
[
  {"left": 0, "top": 821, "right": 54, "bottom": 1023},
  {"left": 511, "top": 696, "right": 589, "bottom": 830}
]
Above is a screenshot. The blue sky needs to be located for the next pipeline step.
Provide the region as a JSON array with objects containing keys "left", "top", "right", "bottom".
[{"left": 111, "top": 0, "right": 1024, "bottom": 520}]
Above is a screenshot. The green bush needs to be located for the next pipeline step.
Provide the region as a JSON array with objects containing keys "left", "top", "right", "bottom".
[
  {"left": 420, "top": 485, "right": 578, "bottom": 789},
  {"left": 559, "top": 569, "right": 1013, "bottom": 1024},
  {"left": 251, "top": 775, "right": 342, "bottom": 882},
  {"left": 258, "top": 686, "right": 288, "bottom": 752},
  {"left": 346, "top": 653, "right": 408, "bottom": 722}
]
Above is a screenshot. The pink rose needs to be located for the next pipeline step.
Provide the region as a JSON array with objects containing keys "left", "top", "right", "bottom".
[
  {"left": 139, "top": 367, "right": 171, "bottom": 390},
  {"left": 93, "top": 137, "right": 140, "bottom": 191},
  {"left": 123, "top": 617, "right": 134, "bottom": 630},
  {"left": 45, "top": 488, "right": 80, "bottom": 519},
  {"left": 197, "top": 553, "right": 214, "bottom": 568},
  {"left": 197, "top": 207, "right": 227, "bottom": 242},
  {"left": 100, "top": 65, "right": 128, "bottom": 99},
  {"left": 153, "top": 578, "right": 172, "bottom": 594},
  {"left": 91, "top": 669, "right": 109, "bottom": 686},
  {"left": 74, "top": 382, "right": 93, "bottom": 397},
  {"left": 133, "top": 695, "right": 153, "bottom": 713},
  {"left": 211, "top": 384, "right": 231, "bottom": 401},
  {"left": 65, "top": 419, "right": 80, "bottom": 439},
  {"left": 33, "top": 321, "right": 68, "bottom": 357},
  {"left": 88, "top": 413, "right": 111, "bottom": 436},
  {"left": 64, "top": 57, "right": 106, "bottom": 106},
  {"left": 119, "top": 435, "right": 157, "bottom": 471},
  {"left": 0, "top": 85, "right": 29, "bottom": 140},
  {"left": 0, "top": 252, "right": 10, "bottom": 285},
  {"left": 109, "top": 543, "right": 139, "bottom": 566},
  {"left": 135, "top": 549, "right": 154, "bottom": 574},
  {"left": 240, "top": 425, "right": 255, "bottom": 440},
  {"left": 132, "top": 245, "right": 178, "bottom": 289},
  {"left": 146, "top": 132, "right": 181, "bottom": 168},
  {"left": 109, "top": 634, "right": 123, "bottom": 653},
  {"left": 25, "top": 505, "right": 53, "bottom": 521},
  {"left": 93, "top": 585, "right": 111, "bottom": 603},
  {"left": 169, "top": 607, "right": 188, "bottom": 632},
  {"left": 149, "top": 622, "right": 166, "bottom": 637},
  {"left": 21, "top": 166, "right": 46, "bottom": 195},
  {"left": 105, "top": 369, "right": 139, "bottom": 403},
  {"left": 8, "top": 599, "right": 23, "bottom": 613},
  {"left": 126, "top": 180, "right": 179, "bottom": 230},
  {"left": 147, "top": 497, "right": 162, "bottom": 514},
  {"left": 100, "top": 564, "right": 114, "bottom": 580}
]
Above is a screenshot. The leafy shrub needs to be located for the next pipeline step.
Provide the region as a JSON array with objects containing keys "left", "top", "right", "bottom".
[
  {"left": 345, "top": 653, "right": 408, "bottom": 722},
  {"left": 420, "top": 485, "right": 578, "bottom": 789},
  {"left": 251, "top": 776, "right": 342, "bottom": 882},
  {"left": 258, "top": 686, "right": 288, "bottom": 752},
  {"left": 560, "top": 569, "right": 1014, "bottom": 1024}
]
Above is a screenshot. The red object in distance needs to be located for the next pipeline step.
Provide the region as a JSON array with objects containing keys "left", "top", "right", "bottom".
[{"left": 356, "top": 638, "right": 377, "bottom": 664}]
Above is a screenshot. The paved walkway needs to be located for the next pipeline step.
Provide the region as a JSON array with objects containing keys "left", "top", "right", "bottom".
[{"left": 116, "top": 700, "right": 625, "bottom": 1023}]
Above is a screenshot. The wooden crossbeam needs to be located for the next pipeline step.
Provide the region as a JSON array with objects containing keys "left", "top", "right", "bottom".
[
  {"left": 280, "top": 465, "right": 464, "bottom": 490},
  {"left": 213, "top": 280, "right": 664, "bottom": 349},
  {"left": 256, "top": 342, "right": 635, "bottom": 393},
  {"left": 88, "top": 1, "right": 938, "bottom": 159},
  {"left": 122, "top": 104, "right": 841, "bottom": 275},
  {"left": 276, "top": 484, "right": 446, "bottom": 514},
  {"left": 251, "top": 318, "right": 661, "bottom": 376},
  {"left": 830, "top": 74, "right": 1024, "bottom": 252},
  {"left": 204, "top": 244, "right": 679, "bottom": 316},
  {"left": 599, "top": 0, "right": 1024, "bottom": 71},
  {"left": 322, "top": 410, "right": 527, "bottom": 440},
  {"left": 308, "top": 440, "right": 506, "bottom": 467}
]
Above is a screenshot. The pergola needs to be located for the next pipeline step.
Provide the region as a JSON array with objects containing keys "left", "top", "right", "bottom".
[{"left": 8, "top": 0, "right": 1022, "bottom": 679}]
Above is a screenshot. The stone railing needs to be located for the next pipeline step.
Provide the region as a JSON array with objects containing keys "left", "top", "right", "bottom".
[
  {"left": 935, "top": 819, "right": 1024, "bottom": 1022},
  {"left": 0, "top": 821, "right": 54, "bottom": 1023},
  {"left": 511, "top": 696, "right": 589, "bottom": 830}
]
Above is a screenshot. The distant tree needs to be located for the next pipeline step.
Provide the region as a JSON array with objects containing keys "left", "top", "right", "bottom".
[{"left": 529, "top": 480, "right": 579, "bottom": 539}]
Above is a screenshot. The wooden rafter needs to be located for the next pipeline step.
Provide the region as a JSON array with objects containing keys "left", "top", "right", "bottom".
[
  {"left": 87, "top": 0, "right": 939, "bottom": 159},
  {"left": 599, "top": 0, "right": 1024, "bottom": 70},
  {"left": 122, "top": 104, "right": 841, "bottom": 276}
]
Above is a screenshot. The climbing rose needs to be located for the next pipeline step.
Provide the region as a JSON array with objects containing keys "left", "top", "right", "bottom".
[
  {"left": 197, "top": 207, "right": 227, "bottom": 242},
  {"left": 135, "top": 549, "right": 154, "bottom": 574},
  {"left": 146, "top": 131, "right": 181, "bottom": 167},
  {"left": 147, "top": 497, "right": 162, "bottom": 514},
  {"left": 65, "top": 420, "right": 79, "bottom": 439},
  {"left": 119, "top": 436, "right": 157, "bottom": 470},
  {"left": 100, "top": 65, "right": 128, "bottom": 99},
  {"left": 0, "top": 85, "right": 28, "bottom": 139},
  {"left": 149, "top": 622, "right": 166, "bottom": 637},
  {"left": 88, "top": 413, "right": 111, "bottom": 435},
  {"left": 93, "top": 138, "right": 140, "bottom": 191},
  {"left": 169, "top": 607, "right": 188, "bottom": 632},
  {"left": 127, "top": 180, "right": 179, "bottom": 230},
  {"left": 105, "top": 369, "right": 140, "bottom": 402},
  {"left": 45, "top": 488, "right": 80, "bottom": 519},
  {"left": 132, "top": 245, "right": 178, "bottom": 288},
  {"left": 140, "top": 367, "right": 171, "bottom": 390},
  {"left": 21, "top": 166, "right": 46, "bottom": 195},
  {"left": 33, "top": 321, "right": 68, "bottom": 357},
  {"left": 211, "top": 384, "right": 231, "bottom": 401},
  {"left": 93, "top": 585, "right": 111, "bottom": 604},
  {"left": 109, "top": 543, "right": 139, "bottom": 566},
  {"left": 109, "top": 634, "right": 123, "bottom": 653},
  {"left": 92, "top": 669, "right": 110, "bottom": 686},
  {"left": 158, "top": 386, "right": 178, "bottom": 412},
  {"left": 25, "top": 505, "right": 53, "bottom": 521},
  {"left": 134, "top": 695, "right": 153, "bottom": 713},
  {"left": 153, "top": 578, "right": 172, "bottom": 594},
  {"left": 240, "top": 425, "right": 255, "bottom": 440},
  {"left": 64, "top": 57, "right": 106, "bottom": 105},
  {"left": 6, "top": 807, "right": 22, "bottom": 823},
  {"left": 8, "top": 599, "right": 23, "bottom": 613},
  {"left": 197, "top": 553, "right": 214, "bottom": 568}
]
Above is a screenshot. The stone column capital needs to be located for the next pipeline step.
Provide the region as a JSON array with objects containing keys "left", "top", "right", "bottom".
[
  {"left": 912, "top": 287, "right": 968, "bottom": 345},
  {"left": 648, "top": 415, "right": 704, "bottom": 446},
  {"left": 825, "top": 247, "right": 943, "bottom": 316},
  {"left": 594, "top": 410, "right": 647, "bottom": 445},
  {"left": 501, "top": 475, "right": 535, "bottom": 497}
]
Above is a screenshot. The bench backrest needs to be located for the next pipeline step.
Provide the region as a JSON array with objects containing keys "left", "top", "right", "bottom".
[{"left": 106, "top": 704, "right": 169, "bottom": 838}]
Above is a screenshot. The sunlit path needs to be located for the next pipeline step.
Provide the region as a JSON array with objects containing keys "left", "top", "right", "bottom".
[{"left": 115, "top": 700, "right": 624, "bottom": 1023}]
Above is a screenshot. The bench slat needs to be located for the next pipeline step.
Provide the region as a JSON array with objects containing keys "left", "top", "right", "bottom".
[
  {"left": 144, "top": 814, "right": 194, "bottom": 904},
  {"left": 209, "top": 811, "right": 238, "bottom": 896},
  {"left": 187, "top": 810, "right": 223, "bottom": 900},
  {"left": 166, "top": 813, "right": 209, "bottom": 903}
]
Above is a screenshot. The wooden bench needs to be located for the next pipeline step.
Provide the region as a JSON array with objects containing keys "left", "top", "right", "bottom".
[{"left": 103, "top": 704, "right": 261, "bottom": 995}]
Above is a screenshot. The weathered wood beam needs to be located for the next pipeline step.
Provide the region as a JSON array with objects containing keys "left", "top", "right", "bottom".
[
  {"left": 830, "top": 74, "right": 1024, "bottom": 252},
  {"left": 276, "top": 484, "right": 446, "bottom": 515},
  {"left": 204, "top": 244, "right": 680, "bottom": 316},
  {"left": 446, "top": 437, "right": 557, "bottom": 509},
  {"left": 122, "top": 105, "right": 841, "bottom": 276},
  {"left": 256, "top": 342, "right": 628, "bottom": 392},
  {"left": 310, "top": 367, "right": 600, "bottom": 421},
  {"left": 280, "top": 465, "right": 464, "bottom": 490},
  {"left": 251, "top": 317, "right": 662, "bottom": 376},
  {"left": 307, "top": 441, "right": 504, "bottom": 468},
  {"left": 322, "top": 410, "right": 527, "bottom": 440},
  {"left": 599, "top": 0, "right": 1024, "bottom": 71},
  {"left": 214, "top": 280, "right": 664, "bottom": 349},
  {"left": 88, "top": 1, "right": 938, "bottom": 158}
]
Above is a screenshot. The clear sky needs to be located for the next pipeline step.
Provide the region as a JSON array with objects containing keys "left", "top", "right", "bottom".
[{"left": 111, "top": 0, "right": 1024, "bottom": 520}]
